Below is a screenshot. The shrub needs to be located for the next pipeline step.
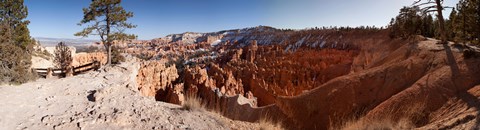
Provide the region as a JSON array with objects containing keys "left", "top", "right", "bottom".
[
  {"left": 337, "top": 102, "right": 426, "bottom": 130},
  {"left": 32, "top": 49, "right": 53, "bottom": 60},
  {"left": 0, "top": 44, "right": 36, "bottom": 84},
  {"left": 54, "top": 42, "right": 73, "bottom": 73},
  {"left": 135, "top": 53, "right": 153, "bottom": 61},
  {"left": 76, "top": 45, "right": 100, "bottom": 53},
  {"left": 111, "top": 46, "right": 125, "bottom": 64},
  {"left": 463, "top": 49, "right": 478, "bottom": 59},
  {"left": 0, "top": 0, "right": 36, "bottom": 84},
  {"left": 166, "top": 57, "right": 186, "bottom": 71},
  {"left": 258, "top": 117, "right": 285, "bottom": 130},
  {"left": 188, "top": 50, "right": 210, "bottom": 59},
  {"left": 182, "top": 96, "right": 204, "bottom": 111}
]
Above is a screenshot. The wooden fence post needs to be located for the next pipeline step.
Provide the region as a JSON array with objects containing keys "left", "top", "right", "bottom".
[
  {"left": 94, "top": 60, "right": 100, "bottom": 70},
  {"left": 46, "top": 68, "right": 53, "bottom": 79},
  {"left": 31, "top": 68, "right": 36, "bottom": 77},
  {"left": 65, "top": 66, "right": 74, "bottom": 77}
]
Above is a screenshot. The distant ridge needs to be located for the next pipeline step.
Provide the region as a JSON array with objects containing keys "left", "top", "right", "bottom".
[{"left": 35, "top": 37, "right": 98, "bottom": 47}]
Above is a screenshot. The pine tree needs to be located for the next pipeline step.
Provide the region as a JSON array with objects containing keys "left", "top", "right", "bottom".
[
  {"left": 0, "top": 0, "right": 35, "bottom": 84},
  {"left": 446, "top": 8, "right": 457, "bottom": 41},
  {"left": 0, "top": 0, "right": 33, "bottom": 50},
  {"left": 75, "top": 0, "right": 136, "bottom": 66},
  {"left": 389, "top": 6, "right": 423, "bottom": 38},
  {"left": 413, "top": 0, "right": 449, "bottom": 43},
  {"left": 454, "top": 0, "right": 480, "bottom": 44},
  {"left": 422, "top": 14, "right": 435, "bottom": 38}
]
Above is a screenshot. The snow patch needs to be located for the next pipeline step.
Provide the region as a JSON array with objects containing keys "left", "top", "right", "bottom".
[
  {"left": 320, "top": 41, "right": 326, "bottom": 48},
  {"left": 211, "top": 40, "right": 221, "bottom": 46},
  {"left": 285, "top": 45, "right": 292, "bottom": 52},
  {"left": 312, "top": 41, "right": 319, "bottom": 47}
]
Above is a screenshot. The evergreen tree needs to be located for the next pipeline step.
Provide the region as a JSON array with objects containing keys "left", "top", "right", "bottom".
[
  {"left": 389, "top": 6, "right": 423, "bottom": 38},
  {"left": 75, "top": 0, "right": 136, "bottom": 66},
  {"left": 0, "top": 0, "right": 33, "bottom": 50},
  {"left": 454, "top": 0, "right": 480, "bottom": 44},
  {"left": 0, "top": 0, "right": 35, "bottom": 84},
  {"left": 446, "top": 8, "right": 457, "bottom": 41},
  {"left": 420, "top": 14, "right": 435, "bottom": 38},
  {"left": 413, "top": 0, "right": 449, "bottom": 43}
]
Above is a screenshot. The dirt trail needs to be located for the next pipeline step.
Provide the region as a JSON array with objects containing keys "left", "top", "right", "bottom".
[{"left": 0, "top": 61, "right": 257, "bottom": 130}]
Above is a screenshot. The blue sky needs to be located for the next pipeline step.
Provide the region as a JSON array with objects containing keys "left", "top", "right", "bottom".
[{"left": 25, "top": 0, "right": 457, "bottom": 40}]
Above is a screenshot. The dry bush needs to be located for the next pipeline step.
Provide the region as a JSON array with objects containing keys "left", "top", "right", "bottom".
[
  {"left": 134, "top": 52, "right": 154, "bottom": 61},
  {"left": 32, "top": 49, "right": 53, "bottom": 60},
  {"left": 463, "top": 49, "right": 479, "bottom": 59},
  {"left": 54, "top": 42, "right": 73, "bottom": 73},
  {"left": 179, "top": 94, "right": 284, "bottom": 130},
  {"left": 337, "top": 102, "right": 426, "bottom": 130},
  {"left": 339, "top": 118, "right": 412, "bottom": 130},
  {"left": 258, "top": 116, "right": 285, "bottom": 130},
  {"left": 181, "top": 96, "right": 205, "bottom": 112},
  {"left": 111, "top": 46, "right": 125, "bottom": 64},
  {"left": 0, "top": 43, "right": 36, "bottom": 84}
]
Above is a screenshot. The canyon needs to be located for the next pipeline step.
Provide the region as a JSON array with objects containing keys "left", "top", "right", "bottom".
[
  {"left": 4, "top": 26, "right": 480, "bottom": 129},
  {"left": 125, "top": 26, "right": 480, "bottom": 129}
]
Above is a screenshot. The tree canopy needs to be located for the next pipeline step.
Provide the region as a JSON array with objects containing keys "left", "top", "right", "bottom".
[
  {"left": 75, "top": 0, "right": 136, "bottom": 65},
  {"left": 451, "top": 0, "right": 480, "bottom": 44},
  {"left": 0, "top": 0, "right": 35, "bottom": 84},
  {"left": 413, "top": 0, "right": 449, "bottom": 43},
  {"left": 0, "top": 0, "right": 33, "bottom": 50}
]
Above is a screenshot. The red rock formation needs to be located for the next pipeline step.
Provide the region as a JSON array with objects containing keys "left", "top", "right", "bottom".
[
  {"left": 208, "top": 33, "right": 480, "bottom": 130},
  {"left": 246, "top": 40, "right": 258, "bottom": 63},
  {"left": 130, "top": 28, "right": 480, "bottom": 129},
  {"left": 136, "top": 60, "right": 179, "bottom": 99},
  {"left": 165, "top": 83, "right": 185, "bottom": 105},
  {"left": 73, "top": 52, "right": 107, "bottom": 66},
  {"left": 232, "top": 49, "right": 243, "bottom": 62}
]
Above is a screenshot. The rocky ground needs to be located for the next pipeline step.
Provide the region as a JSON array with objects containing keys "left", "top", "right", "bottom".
[{"left": 0, "top": 60, "right": 258, "bottom": 130}]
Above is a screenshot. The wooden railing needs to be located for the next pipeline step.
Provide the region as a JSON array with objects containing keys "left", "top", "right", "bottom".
[{"left": 32, "top": 61, "right": 101, "bottom": 78}]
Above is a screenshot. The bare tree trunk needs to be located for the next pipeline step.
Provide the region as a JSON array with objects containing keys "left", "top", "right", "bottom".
[
  {"left": 435, "top": 0, "right": 447, "bottom": 43},
  {"left": 463, "top": 10, "right": 466, "bottom": 44},
  {"left": 105, "top": 5, "right": 111, "bottom": 66},
  {"left": 477, "top": 0, "right": 480, "bottom": 44},
  {"left": 107, "top": 45, "right": 112, "bottom": 65}
]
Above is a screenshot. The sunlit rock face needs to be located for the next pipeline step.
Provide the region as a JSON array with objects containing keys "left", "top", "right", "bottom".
[
  {"left": 73, "top": 52, "right": 107, "bottom": 66},
  {"left": 136, "top": 60, "right": 179, "bottom": 99}
]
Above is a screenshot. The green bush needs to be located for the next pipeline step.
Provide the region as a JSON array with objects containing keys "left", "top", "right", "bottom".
[
  {"left": 134, "top": 53, "right": 153, "bottom": 61},
  {"left": 111, "top": 46, "right": 125, "bottom": 64},
  {"left": 0, "top": 0, "right": 36, "bottom": 84},
  {"left": 0, "top": 44, "right": 36, "bottom": 84},
  {"left": 76, "top": 45, "right": 101, "bottom": 53}
]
